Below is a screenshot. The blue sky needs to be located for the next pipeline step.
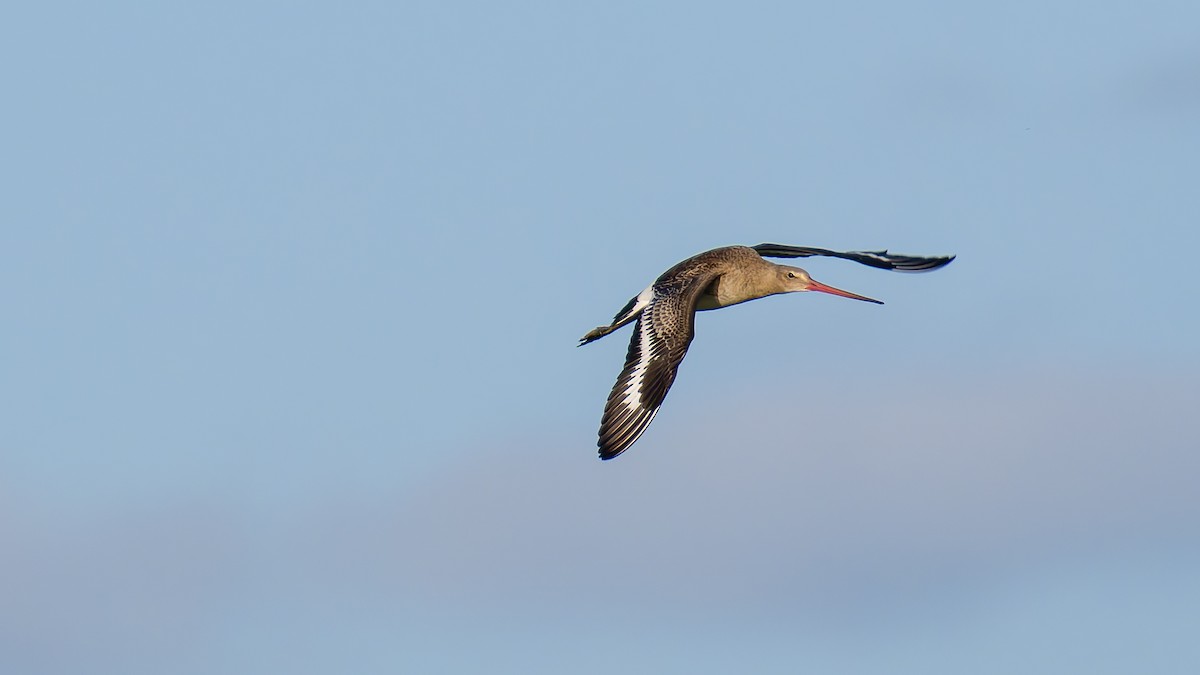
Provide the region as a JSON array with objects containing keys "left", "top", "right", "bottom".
[{"left": 2, "top": 1, "right": 1198, "bottom": 673}]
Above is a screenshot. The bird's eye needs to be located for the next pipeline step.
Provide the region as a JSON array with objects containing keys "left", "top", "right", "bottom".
[{"left": 787, "top": 272, "right": 795, "bottom": 278}]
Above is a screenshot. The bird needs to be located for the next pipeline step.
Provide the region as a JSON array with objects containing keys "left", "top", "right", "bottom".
[{"left": 580, "top": 243, "right": 955, "bottom": 460}]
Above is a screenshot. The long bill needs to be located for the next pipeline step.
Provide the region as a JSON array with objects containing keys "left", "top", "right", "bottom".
[{"left": 807, "top": 278, "right": 883, "bottom": 305}]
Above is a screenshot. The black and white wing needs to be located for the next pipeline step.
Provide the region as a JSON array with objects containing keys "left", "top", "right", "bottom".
[
  {"left": 752, "top": 243, "right": 955, "bottom": 272},
  {"left": 596, "top": 273, "right": 715, "bottom": 460}
]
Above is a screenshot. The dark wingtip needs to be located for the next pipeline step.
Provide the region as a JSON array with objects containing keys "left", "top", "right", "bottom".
[
  {"left": 598, "top": 444, "right": 626, "bottom": 461},
  {"left": 599, "top": 434, "right": 647, "bottom": 460},
  {"left": 921, "top": 254, "right": 956, "bottom": 270}
]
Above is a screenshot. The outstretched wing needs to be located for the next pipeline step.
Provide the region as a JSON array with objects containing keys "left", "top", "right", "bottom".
[
  {"left": 597, "top": 272, "right": 717, "bottom": 460},
  {"left": 752, "top": 243, "right": 955, "bottom": 272}
]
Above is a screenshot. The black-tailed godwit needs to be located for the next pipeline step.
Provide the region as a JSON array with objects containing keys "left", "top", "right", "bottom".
[{"left": 581, "top": 243, "right": 954, "bottom": 459}]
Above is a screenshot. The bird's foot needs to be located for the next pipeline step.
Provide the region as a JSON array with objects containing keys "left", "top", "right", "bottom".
[{"left": 578, "top": 325, "right": 613, "bottom": 346}]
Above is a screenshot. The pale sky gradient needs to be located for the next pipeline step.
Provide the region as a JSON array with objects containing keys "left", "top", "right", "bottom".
[{"left": 2, "top": 1, "right": 1199, "bottom": 673}]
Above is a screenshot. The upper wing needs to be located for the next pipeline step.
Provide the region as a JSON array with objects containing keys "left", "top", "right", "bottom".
[
  {"left": 752, "top": 243, "right": 955, "bottom": 272},
  {"left": 596, "top": 272, "right": 717, "bottom": 460}
]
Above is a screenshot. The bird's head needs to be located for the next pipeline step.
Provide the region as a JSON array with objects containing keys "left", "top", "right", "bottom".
[{"left": 775, "top": 265, "right": 883, "bottom": 304}]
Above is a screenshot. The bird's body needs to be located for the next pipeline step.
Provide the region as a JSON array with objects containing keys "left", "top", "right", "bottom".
[{"left": 581, "top": 243, "right": 954, "bottom": 460}]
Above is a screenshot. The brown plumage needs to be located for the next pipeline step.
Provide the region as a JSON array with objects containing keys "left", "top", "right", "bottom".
[{"left": 580, "top": 243, "right": 954, "bottom": 460}]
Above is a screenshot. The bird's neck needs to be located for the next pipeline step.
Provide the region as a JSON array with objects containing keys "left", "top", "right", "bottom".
[{"left": 699, "top": 271, "right": 776, "bottom": 310}]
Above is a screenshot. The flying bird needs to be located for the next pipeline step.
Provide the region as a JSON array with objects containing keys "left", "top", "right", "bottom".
[{"left": 580, "top": 243, "right": 954, "bottom": 460}]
